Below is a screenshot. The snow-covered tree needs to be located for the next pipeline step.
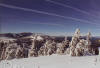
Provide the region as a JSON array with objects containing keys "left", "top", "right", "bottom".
[{"left": 69, "top": 28, "right": 80, "bottom": 56}]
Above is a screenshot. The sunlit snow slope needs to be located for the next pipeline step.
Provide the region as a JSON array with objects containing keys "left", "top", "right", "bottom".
[{"left": 0, "top": 54, "right": 100, "bottom": 68}]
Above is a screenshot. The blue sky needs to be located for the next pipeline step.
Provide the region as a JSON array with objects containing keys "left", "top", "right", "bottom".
[{"left": 0, "top": 0, "right": 100, "bottom": 36}]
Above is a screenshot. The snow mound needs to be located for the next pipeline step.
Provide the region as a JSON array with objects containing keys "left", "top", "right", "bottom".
[{"left": 0, "top": 55, "right": 100, "bottom": 68}]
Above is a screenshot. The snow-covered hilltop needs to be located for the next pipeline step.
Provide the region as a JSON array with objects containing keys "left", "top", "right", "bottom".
[
  {"left": 0, "top": 29, "right": 99, "bottom": 61},
  {"left": 0, "top": 54, "right": 100, "bottom": 68}
]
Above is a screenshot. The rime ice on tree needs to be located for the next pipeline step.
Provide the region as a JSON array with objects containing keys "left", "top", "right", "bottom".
[
  {"left": 69, "top": 28, "right": 80, "bottom": 56},
  {"left": 69, "top": 29, "right": 96, "bottom": 56}
]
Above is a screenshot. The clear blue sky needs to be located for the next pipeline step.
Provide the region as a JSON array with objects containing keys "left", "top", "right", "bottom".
[{"left": 0, "top": 0, "right": 100, "bottom": 36}]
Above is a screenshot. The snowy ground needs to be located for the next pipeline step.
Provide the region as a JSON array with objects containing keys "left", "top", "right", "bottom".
[
  {"left": 0, "top": 54, "right": 100, "bottom": 68},
  {"left": 0, "top": 37, "right": 15, "bottom": 40}
]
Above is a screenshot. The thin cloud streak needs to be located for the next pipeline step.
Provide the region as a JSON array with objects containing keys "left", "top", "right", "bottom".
[
  {"left": 20, "top": 22, "right": 66, "bottom": 28},
  {"left": 0, "top": 3, "right": 100, "bottom": 27},
  {"left": 47, "top": 0, "right": 98, "bottom": 19}
]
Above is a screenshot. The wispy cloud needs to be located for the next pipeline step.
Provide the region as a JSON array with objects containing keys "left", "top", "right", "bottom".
[
  {"left": 0, "top": 3, "right": 100, "bottom": 27},
  {"left": 21, "top": 22, "right": 66, "bottom": 28},
  {"left": 46, "top": 0, "right": 98, "bottom": 19}
]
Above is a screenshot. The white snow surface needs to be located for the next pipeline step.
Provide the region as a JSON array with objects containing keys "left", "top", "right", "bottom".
[{"left": 0, "top": 54, "right": 100, "bottom": 68}]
